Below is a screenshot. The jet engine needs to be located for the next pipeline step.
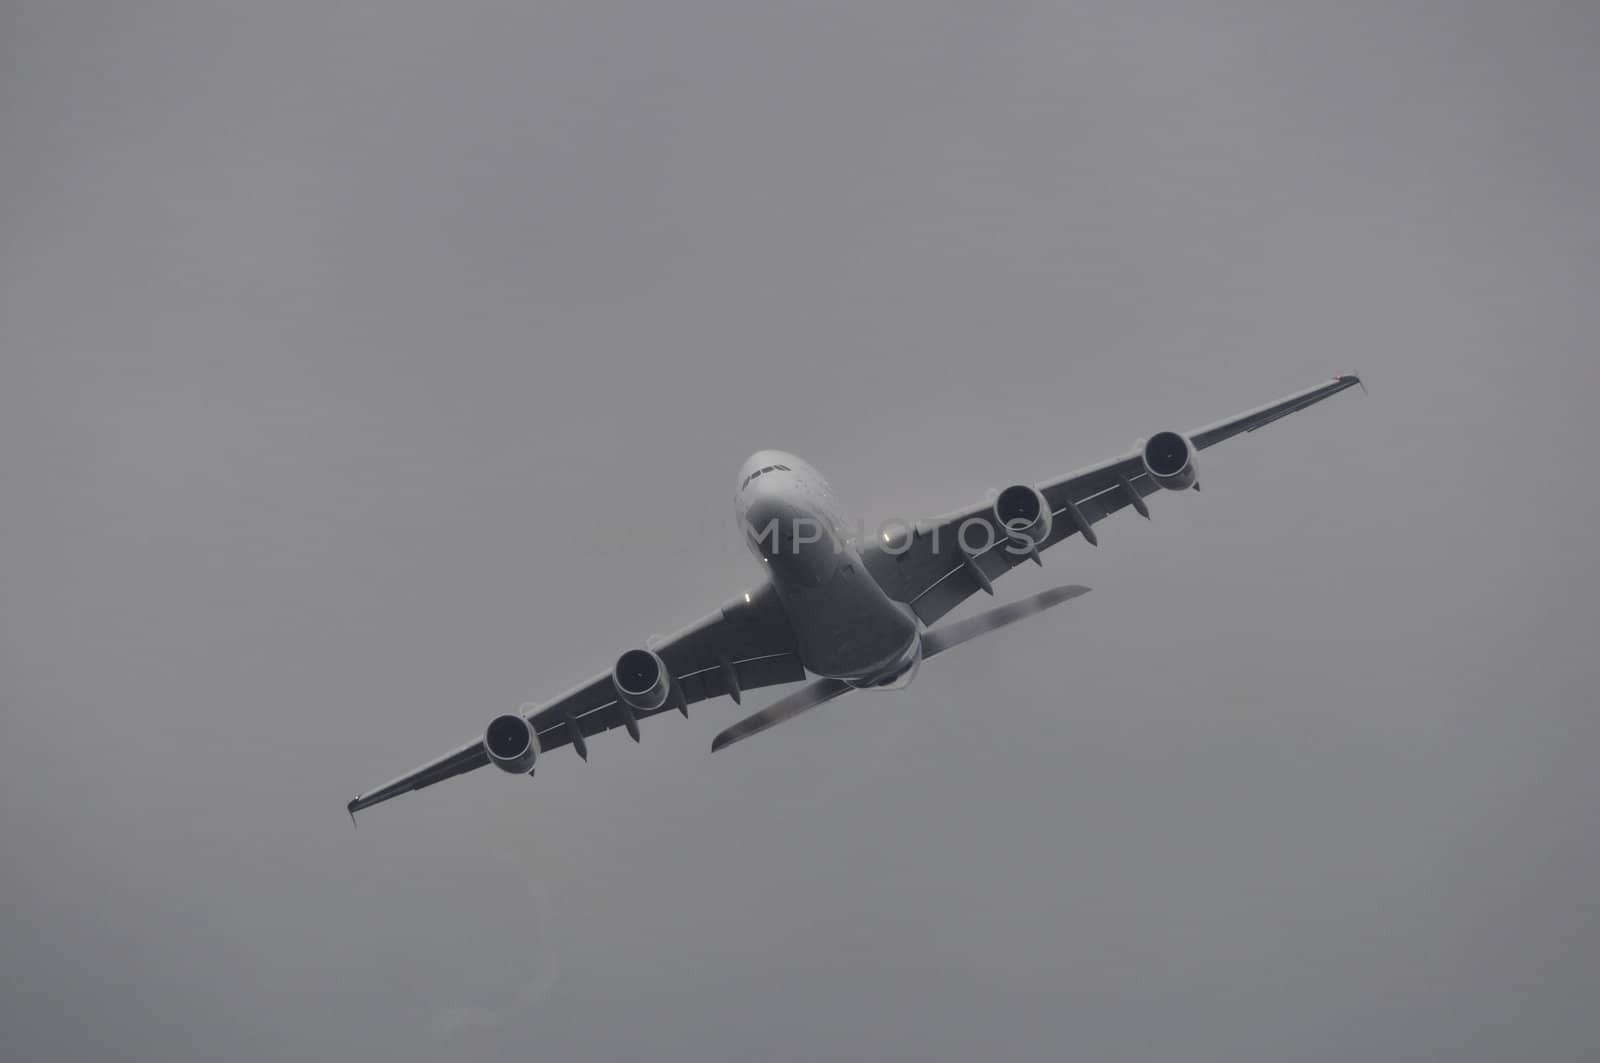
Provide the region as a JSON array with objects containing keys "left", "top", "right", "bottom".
[
  {"left": 484, "top": 713, "right": 538, "bottom": 774},
  {"left": 613, "top": 648, "right": 671, "bottom": 711},
  {"left": 993, "top": 484, "right": 1052, "bottom": 548},
  {"left": 1141, "top": 431, "right": 1199, "bottom": 491}
]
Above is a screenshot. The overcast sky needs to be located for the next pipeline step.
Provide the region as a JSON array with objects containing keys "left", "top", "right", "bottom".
[{"left": 3, "top": 3, "right": 1597, "bottom": 1061}]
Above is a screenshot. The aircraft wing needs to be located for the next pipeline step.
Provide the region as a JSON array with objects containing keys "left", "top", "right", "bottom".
[
  {"left": 346, "top": 581, "right": 804, "bottom": 818},
  {"left": 861, "top": 375, "right": 1363, "bottom": 626}
]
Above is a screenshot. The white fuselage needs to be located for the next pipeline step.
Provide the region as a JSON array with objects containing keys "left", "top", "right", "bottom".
[{"left": 734, "top": 450, "right": 922, "bottom": 688}]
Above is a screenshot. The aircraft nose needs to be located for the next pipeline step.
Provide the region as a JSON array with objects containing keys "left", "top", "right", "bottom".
[
  {"left": 744, "top": 490, "right": 814, "bottom": 556},
  {"left": 745, "top": 491, "right": 797, "bottom": 534}
]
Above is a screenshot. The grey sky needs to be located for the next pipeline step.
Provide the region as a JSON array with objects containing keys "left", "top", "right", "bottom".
[{"left": 2, "top": 2, "right": 1597, "bottom": 1060}]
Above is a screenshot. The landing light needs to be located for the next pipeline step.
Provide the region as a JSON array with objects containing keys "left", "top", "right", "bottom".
[{"left": 744, "top": 592, "right": 751, "bottom": 603}]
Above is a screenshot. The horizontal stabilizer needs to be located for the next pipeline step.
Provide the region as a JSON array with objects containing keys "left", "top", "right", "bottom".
[
  {"left": 922, "top": 583, "right": 1089, "bottom": 658},
  {"left": 711, "top": 584, "right": 1089, "bottom": 753},
  {"left": 710, "top": 677, "right": 851, "bottom": 752}
]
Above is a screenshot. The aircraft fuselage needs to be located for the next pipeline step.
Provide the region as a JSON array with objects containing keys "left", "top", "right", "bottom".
[{"left": 734, "top": 450, "right": 921, "bottom": 689}]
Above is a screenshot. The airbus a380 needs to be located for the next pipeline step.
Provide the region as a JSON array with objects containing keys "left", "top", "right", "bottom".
[{"left": 347, "top": 375, "right": 1363, "bottom": 819}]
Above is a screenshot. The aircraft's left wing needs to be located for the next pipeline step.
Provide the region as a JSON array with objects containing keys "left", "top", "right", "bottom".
[
  {"left": 346, "top": 582, "right": 804, "bottom": 818},
  {"left": 861, "top": 375, "right": 1362, "bottom": 626}
]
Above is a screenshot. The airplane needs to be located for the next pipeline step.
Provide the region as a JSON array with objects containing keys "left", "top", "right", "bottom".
[{"left": 346, "top": 374, "right": 1364, "bottom": 819}]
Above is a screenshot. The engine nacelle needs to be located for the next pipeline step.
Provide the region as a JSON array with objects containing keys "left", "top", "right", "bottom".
[
  {"left": 1141, "top": 431, "right": 1199, "bottom": 491},
  {"left": 612, "top": 648, "right": 670, "bottom": 711},
  {"left": 484, "top": 713, "right": 539, "bottom": 774},
  {"left": 993, "top": 484, "right": 1053, "bottom": 548}
]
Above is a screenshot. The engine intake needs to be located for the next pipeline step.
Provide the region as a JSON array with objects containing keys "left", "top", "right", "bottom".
[
  {"left": 484, "top": 713, "right": 538, "bottom": 774},
  {"left": 993, "top": 484, "right": 1052, "bottom": 548},
  {"left": 613, "top": 648, "right": 670, "bottom": 711},
  {"left": 1141, "top": 431, "right": 1199, "bottom": 491}
]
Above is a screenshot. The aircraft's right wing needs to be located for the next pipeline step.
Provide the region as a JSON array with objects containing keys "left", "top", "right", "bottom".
[
  {"left": 346, "top": 581, "right": 805, "bottom": 818},
  {"left": 523, "top": 586, "right": 805, "bottom": 757},
  {"left": 860, "top": 375, "right": 1363, "bottom": 626}
]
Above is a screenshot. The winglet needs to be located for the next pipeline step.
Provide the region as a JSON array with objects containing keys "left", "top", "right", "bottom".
[
  {"left": 347, "top": 798, "right": 360, "bottom": 828},
  {"left": 1340, "top": 373, "right": 1367, "bottom": 395}
]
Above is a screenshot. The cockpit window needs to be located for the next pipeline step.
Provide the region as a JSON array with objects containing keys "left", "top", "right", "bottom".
[{"left": 741, "top": 464, "right": 793, "bottom": 491}]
